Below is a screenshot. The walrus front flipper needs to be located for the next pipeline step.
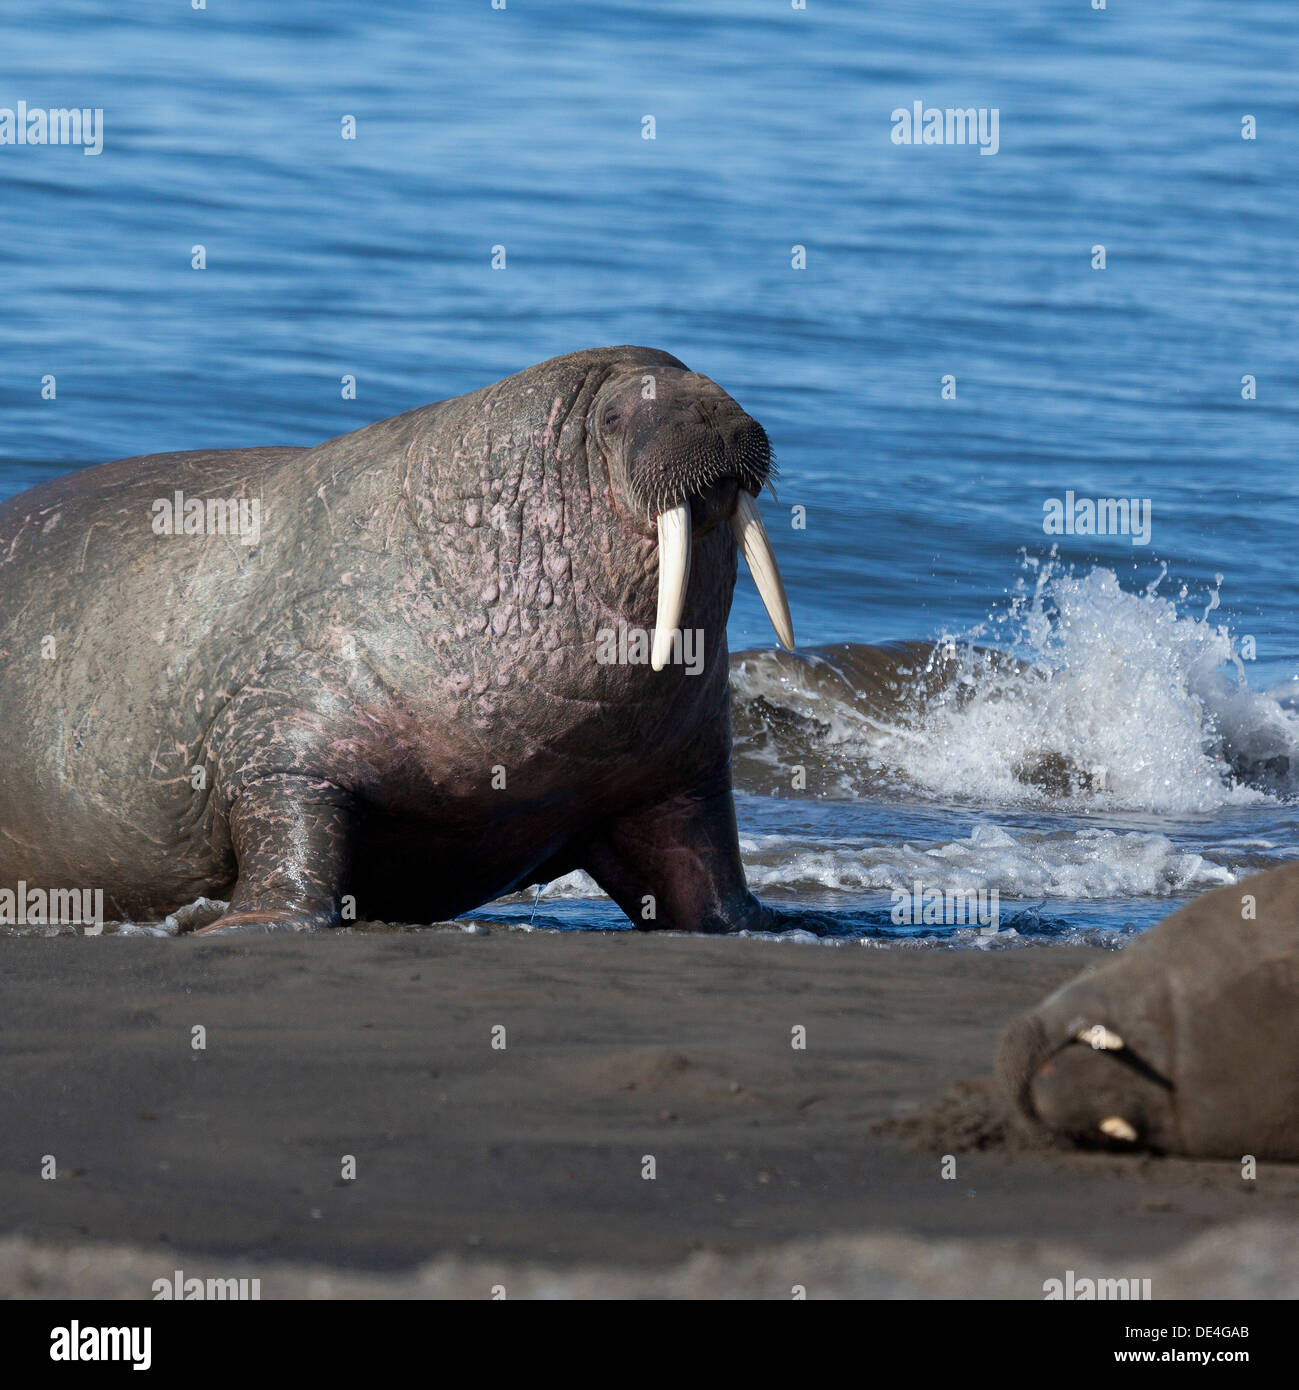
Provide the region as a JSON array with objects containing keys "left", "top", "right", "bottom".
[
  {"left": 582, "top": 783, "right": 777, "bottom": 934},
  {"left": 193, "top": 775, "right": 355, "bottom": 935}
]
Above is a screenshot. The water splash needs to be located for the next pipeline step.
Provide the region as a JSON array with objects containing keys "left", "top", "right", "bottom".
[{"left": 733, "top": 559, "right": 1299, "bottom": 814}]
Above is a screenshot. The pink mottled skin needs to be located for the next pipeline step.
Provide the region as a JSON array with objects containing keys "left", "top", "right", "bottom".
[{"left": 0, "top": 347, "right": 782, "bottom": 933}]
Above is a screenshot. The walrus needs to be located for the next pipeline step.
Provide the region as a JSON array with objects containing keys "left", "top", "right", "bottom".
[
  {"left": 0, "top": 346, "right": 795, "bottom": 933},
  {"left": 997, "top": 862, "right": 1299, "bottom": 1159}
]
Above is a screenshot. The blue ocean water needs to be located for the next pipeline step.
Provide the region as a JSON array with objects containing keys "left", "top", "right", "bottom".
[{"left": 2, "top": 1, "right": 1297, "bottom": 941}]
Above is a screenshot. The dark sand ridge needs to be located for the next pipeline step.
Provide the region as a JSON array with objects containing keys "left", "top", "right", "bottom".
[{"left": 2, "top": 932, "right": 1296, "bottom": 1297}]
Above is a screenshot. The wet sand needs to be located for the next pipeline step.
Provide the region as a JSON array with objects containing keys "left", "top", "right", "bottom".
[{"left": 2, "top": 932, "right": 1296, "bottom": 1297}]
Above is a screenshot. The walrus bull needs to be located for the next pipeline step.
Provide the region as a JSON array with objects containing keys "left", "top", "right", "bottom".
[
  {"left": 997, "top": 862, "right": 1299, "bottom": 1159},
  {"left": 0, "top": 347, "right": 794, "bottom": 933}
]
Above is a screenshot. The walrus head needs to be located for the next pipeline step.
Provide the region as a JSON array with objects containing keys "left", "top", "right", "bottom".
[
  {"left": 997, "top": 1009, "right": 1180, "bottom": 1153},
  {"left": 996, "top": 868, "right": 1299, "bottom": 1160},
  {"left": 590, "top": 364, "right": 794, "bottom": 670}
]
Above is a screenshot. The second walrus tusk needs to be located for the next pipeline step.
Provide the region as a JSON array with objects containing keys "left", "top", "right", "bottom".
[{"left": 731, "top": 490, "right": 795, "bottom": 651}]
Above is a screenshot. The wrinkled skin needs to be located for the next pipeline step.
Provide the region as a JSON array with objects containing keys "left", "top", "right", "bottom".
[
  {"left": 997, "top": 862, "right": 1299, "bottom": 1159},
  {"left": 0, "top": 346, "right": 782, "bottom": 934}
]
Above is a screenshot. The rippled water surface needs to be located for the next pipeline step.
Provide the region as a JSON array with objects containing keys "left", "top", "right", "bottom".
[{"left": 2, "top": 2, "right": 1297, "bottom": 941}]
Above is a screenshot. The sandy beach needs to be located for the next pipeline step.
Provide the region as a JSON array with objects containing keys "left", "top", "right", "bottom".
[{"left": 3, "top": 931, "right": 1296, "bottom": 1298}]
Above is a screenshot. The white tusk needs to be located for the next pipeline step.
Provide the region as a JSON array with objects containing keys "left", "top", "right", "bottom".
[
  {"left": 1099, "top": 1116, "right": 1138, "bottom": 1143},
  {"left": 1076, "top": 1025, "right": 1125, "bottom": 1052},
  {"left": 651, "top": 502, "right": 692, "bottom": 672},
  {"left": 731, "top": 491, "right": 794, "bottom": 651}
]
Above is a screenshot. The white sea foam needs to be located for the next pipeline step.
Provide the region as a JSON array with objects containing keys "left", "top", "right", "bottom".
[
  {"left": 738, "top": 823, "right": 1239, "bottom": 900},
  {"left": 908, "top": 564, "right": 1297, "bottom": 811},
  {"left": 533, "top": 870, "right": 602, "bottom": 899},
  {"left": 502, "top": 821, "right": 1242, "bottom": 909},
  {"left": 734, "top": 561, "right": 1299, "bottom": 813},
  {"left": 8, "top": 821, "right": 1244, "bottom": 942}
]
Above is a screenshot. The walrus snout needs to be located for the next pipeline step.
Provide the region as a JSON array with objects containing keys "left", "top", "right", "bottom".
[
  {"left": 592, "top": 364, "right": 794, "bottom": 670},
  {"left": 997, "top": 1008, "right": 1179, "bottom": 1152},
  {"left": 1025, "top": 1042, "right": 1178, "bottom": 1152},
  {"left": 594, "top": 368, "right": 773, "bottom": 520}
]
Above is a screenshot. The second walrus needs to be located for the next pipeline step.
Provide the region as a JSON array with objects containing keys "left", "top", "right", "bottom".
[{"left": 998, "top": 861, "right": 1299, "bottom": 1159}]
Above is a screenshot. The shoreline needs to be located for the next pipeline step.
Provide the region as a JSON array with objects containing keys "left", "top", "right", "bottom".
[{"left": 3, "top": 933, "right": 1295, "bottom": 1296}]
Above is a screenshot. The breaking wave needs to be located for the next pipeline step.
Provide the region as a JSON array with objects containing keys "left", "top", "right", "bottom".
[{"left": 732, "top": 560, "right": 1299, "bottom": 814}]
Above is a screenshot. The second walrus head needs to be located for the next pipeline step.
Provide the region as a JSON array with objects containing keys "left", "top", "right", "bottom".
[{"left": 996, "top": 863, "right": 1299, "bottom": 1159}]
